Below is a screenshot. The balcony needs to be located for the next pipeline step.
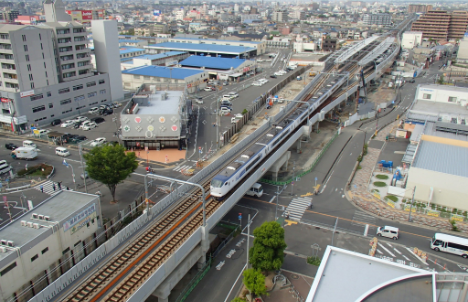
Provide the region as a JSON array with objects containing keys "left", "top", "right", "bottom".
[
  {"left": 1, "top": 64, "right": 16, "bottom": 70},
  {"left": 0, "top": 54, "right": 13, "bottom": 61},
  {"left": 59, "top": 47, "right": 73, "bottom": 53},
  {"left": 3, "top": 73, "right": 17, "bottom": 79}
]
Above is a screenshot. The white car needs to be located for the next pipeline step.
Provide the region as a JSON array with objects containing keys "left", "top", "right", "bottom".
[
  {"left": 228, "top": 92, "right": 239, "bottom": 98},
  {"left": 74, "top": 116, "right": 88, "bottom": 123},
  {"left": 35, "top": 129, "right": 50, "bottom": 136},
  {"left": 90, "top": 137, "right": 106, "bottom": 147},
  {"left": 61, "top": 120, "right": 75, "bottom": 128},
  {"left": 259, "top": 78, "right": 268, "bottom": 83},
  {"left": 88, "top": 107, "right": 99, "bottom": 114},
  {"left": 204, "top": 87, "right": 213, "bottom": 92},
  {"left": 274, "top": 71, "right": 284, "bottom": 76},
  {"left": 82, "top": 122, "right": 97, "bottom": 131},
  {"left": 219, "top": 107, "right": 231, "bottom": 115},
  {"left": 252, "top": 81, "right": 263, "bottom": 86}
]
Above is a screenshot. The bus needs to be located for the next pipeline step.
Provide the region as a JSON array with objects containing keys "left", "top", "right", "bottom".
[{"left": 431, "top": 233, "right": 468, "bottom": 258}]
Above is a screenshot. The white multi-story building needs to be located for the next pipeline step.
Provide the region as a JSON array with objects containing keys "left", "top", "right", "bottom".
[
  {"left": 402, "top": 31, "right": 423, "bottom": 49},
  {"left": 362, "top": 13, "right": 392, "bottom": 26}
]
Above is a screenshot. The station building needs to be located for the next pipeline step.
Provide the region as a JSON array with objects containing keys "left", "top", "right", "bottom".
[
  {"left": 120, "top": 85, "right": 191, "bottom": 150},
  {"left": 145, "top": 42, "right": 258, "bottom": 59},
  {"left": 121, "top": 65, "right": 209, "bottom": 93},
  {"left": 179, "top": 55, "right": 256, "bottom": 81},
  {"left": 0, "top": 191, "right": 102, "bottom": 301}
]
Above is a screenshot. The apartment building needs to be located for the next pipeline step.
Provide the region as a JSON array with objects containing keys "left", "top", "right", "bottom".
[
  {"left": 362, "top": 13, "right": 392, "bottom": 26},
  {"left": 0, "top": 2, "right": 115, "bottom": 132},
  {"left": 411, "top": 10, "right": 468, "bottom": 41},
  {"left": 407, "top": 4, "right": 433, "bottom": 14},
  {"left": 272, "top": 10, "right": 288, "bottom": 22}
]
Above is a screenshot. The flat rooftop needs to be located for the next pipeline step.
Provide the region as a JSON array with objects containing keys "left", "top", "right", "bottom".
[
  {"left": 0, "top": 191, "right": 98, "bottom": 261},
  {"left": 120, "top": 46, "right": 145, "bottom": 55},
  {"left": 127, "top": 90, "right": 184, "bottom": 115},
  {"left": 413, "top": 140, "right": 468, "bottom": 178},
  {"left": 171, "top": 37, "right": 262, "bottom": 44},
  {"left": 307, "top": 246, "right": 432, "bottom": 302},
  {"left": 424, "top": 121, "right": 468, "bottom": 141},
  {"left": 410, "top": 99, "right": 468, "bottom": 121},
  {"left": 147, "top": 42, "right": 255, "bottom": 55},
  {"left": 180, "top": 55, "right": 247, "bottom": 70},
  {"left": 132, "top": 51, "right": 186, "bottom": 61},
  {"left": 122, "top": 65, "right": 204, "bottom": 79}
]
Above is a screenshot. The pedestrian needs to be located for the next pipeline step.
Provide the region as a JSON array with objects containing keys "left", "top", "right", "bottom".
[
  {"left": 40, "top": 185, "right": 43, "bottom": 193},
  {"left": 213, "top": 122, "right": 215, "bottom": 127},
  {"left": 66, "top": 186, "right": 70, "bottom": 190},
  {"left": 58, "top": 182, "right": 62, "bottom": 190},
  {"left": 52, "top": 183, "right": 56, "bottom": 191}
]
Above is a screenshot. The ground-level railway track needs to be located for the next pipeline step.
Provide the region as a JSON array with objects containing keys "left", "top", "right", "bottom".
[{"left": 62, "top": 39, "right": 387, "bottom": 302}]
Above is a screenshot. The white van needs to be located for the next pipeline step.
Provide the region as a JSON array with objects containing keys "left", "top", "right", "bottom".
[
  {"left": 0, "top": 160, "right": 11, "bottom": 174},
  {"left": 23, "top": 140, "right": 37, "bottom": 148},
  {"left": 245, "top": 183, "right": 263, "bottom": 198},
  {"left": 55, "top": 147, "right": 70, "bottom": 157},
  {"left": 376, "top": 226, "right": 399, "bottom": 240}
]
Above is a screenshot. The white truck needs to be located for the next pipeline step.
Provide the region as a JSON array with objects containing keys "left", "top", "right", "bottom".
[{"left": 11, "top": 147, "right": 38, "bottom": 160}]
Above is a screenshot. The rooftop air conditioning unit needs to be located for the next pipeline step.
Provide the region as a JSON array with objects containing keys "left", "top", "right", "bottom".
[
  {"left": 7, "top": 241, "right": 14, "bottom": 247},
  {"left": 38, "top": 215, "right": 44, "bottom": 220},
  {"left": 33, "top": 223, "right": 40, "bottom": 229},
  {"left": 1, "top": 240, "right": 7, "bottom": 246},
  {"left": 21, "top": 221, "right": 27, "bottom": 226},
  {"left": 44, "top": 216, "right": 50, "bottom": 221},
  {"left": 27, "top": 222, "right": 33, "bottom": 228},
  {"left": 32, "top": 213, "right": 38, "bottom": 219},
  {"left": 0, "top": 247, "right": 6, "bottom": 253}
]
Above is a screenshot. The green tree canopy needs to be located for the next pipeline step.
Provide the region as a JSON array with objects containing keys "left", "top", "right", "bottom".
[
  {"left": 83, "top": 144, "right": 138, "bottom": 201},
  {"left": 230, "top": 298, "right": 246, "bottom": 302},
  {"left": 249, "top": 221, "right": 287, "bottom": 271},
  {"left": 243, "top": 268, "right": 266, "bottom": 297}
]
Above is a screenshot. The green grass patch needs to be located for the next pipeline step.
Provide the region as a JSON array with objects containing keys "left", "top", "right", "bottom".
[
  {"left": 307, "top": 256, "right": 321, "bottom": 266},
  {"left": 17, "top": 164, "right": 53, "bottom": 177},
  {"left": 385, "top": 195, "right": 398, "bottom": 202},
  {"left": 371, "top": 189, "right": 380, "bottom": 193},
  {"left": 375, "top": 174, "right": 389, "bottom": 180},
  {"left": 373, "top": 181, "right": 387, "bottom": 187}
]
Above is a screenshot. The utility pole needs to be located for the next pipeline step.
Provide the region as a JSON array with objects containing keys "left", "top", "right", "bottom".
[
  {"left": 290, "top": 161, "right": 296, "bottom": 196},
  {"left": 246, "top": 214, "right": 251, "bottom": 269},
  {"left": 79, "top": 143, "right": 88, "bottom": 193},
  {"left": 408, "top": 186, "right": 416, "bottom": 222}
]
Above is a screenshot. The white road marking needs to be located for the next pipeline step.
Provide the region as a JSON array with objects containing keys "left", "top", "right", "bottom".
[
  {"left": 394, "top": 248, "right": 402, "bottom": 255},
  {"left": 376, "top": 249, "right": 383, "bottom": 254},
  {"left": 269, "top": 196, "right": 276, "bottom": 203},
  {"left": 402, "top": 254, "right": 410, "bottom": 261},
  {"left": 378, "top": 242, "right": 396, "bottom": 257}
]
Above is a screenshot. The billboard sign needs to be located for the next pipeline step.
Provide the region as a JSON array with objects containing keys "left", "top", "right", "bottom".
[
  {"left": 20, "top": 90, "right": 34, "bottom": 98},
  {"left": 153, "top": 10, "right": 161, "bottom": 16},
  {"left": 81, "top": 10, "right": 93, "bottom": 20}
]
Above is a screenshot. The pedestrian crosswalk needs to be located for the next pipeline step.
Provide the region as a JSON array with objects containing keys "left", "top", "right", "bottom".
[
  {"left": 34, "top": 180, "right": 61, "bottom": 195},
  {"left": 173, "top": 164, "right": 193, "bottom": 172},
  {"left": 374, "top": 241, "right": 426, "bottom": 270},
  {"left": 285, "top": 196, "right": 312, "bottom": 221},
  {"left": 352, "top": 211, "right": 376, "bottom": 228}
]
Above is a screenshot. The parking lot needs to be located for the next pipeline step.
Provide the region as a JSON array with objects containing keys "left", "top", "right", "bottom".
[{"left": 39, "top": 102, "right": 128, "bottom": 148}]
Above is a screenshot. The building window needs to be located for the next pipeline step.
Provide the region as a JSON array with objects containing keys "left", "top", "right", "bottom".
[
  {"left": 88, "top": 91, "right": 97, "bottom": 98},
  {"left": 25, "top": 54, "right": 29, "bottom": 61},
  {"left": 23, "top": 45, "right": 28, "bottom": 52},
  {"left": 133, "top": 75, "right": 140, "bottom": 79},
  {"left": 74, "top": 95, "right": 85, "bottom": 102},
  {"left": 60, "top": 98, "right": 71, "bottom": 105},
  {"left": 86, "top": 81, "right": 96, "bottom": 87},
  {"left": 44, "top": 62, "right": 46, "bottom": 68},
  {"left": 31, "top": 254, "right": 38, "bottom": 262},
  {"left": 101, "top": 99, "right": 107, "bottom": 103},
  {"left": 78, "top": 69, "right": 88, "bottom": 75},
  {"left": 34, "top": 117, "right": 46, "bottom": 122},
  {"left": 59, "top": 88, "right": 70, "bottom": 94},
  {"left": 27, "top": 64, "right": 31, "bottom": 71},
  {"left": 48, "top": 103, "right": 53, "bottom": 108},
  {"left": 448, "top": 97, "right": 457, "bottom": 103},
  {"left": 423, "top": 93, "right": 431, "bottom": 100},
  {"left": 32, "top": 105, "right": 46, "bottom": 113},
  {"left": 30, "top": 94, "right": 43, "bottom": 101},
  {"left": 0, "top": 262, "right": 17, "bottom": 276},
  {"left": 62, "top": 109, "right": 72, "bottom": 114},
  {"left": 76, "top": 105, "right": 86, "bottom": 110},
  {"left": 73, "top": 84, "right": 83, "bottom": 91},
  {"left": 99, "top": 89, "right": 106, "bottom": 94},
  {"left": 40, "top": 43, "right": 43, "bottom": 50},
  {"left": 63, "top": 71, "right": 76, "bottom": 78},
  {"left": 144, "top": 76, "right": 151, "bottom": 80},
  {"left": 57, "top": 29, "right": 70, "bottom": 35},
  {"left": 30, "top": 82, "right": 34, "bottom": 89},
  {"left": 89, "top": 101, "right": 98, "bottom": 106},
  {"left": 98, "top": 79, "right": 105, "bottom": 84},
  {"left": 29, "top": 74, "right": 33, "bottom": 81},
  {"left": 22, "top": 34, "right": 26, "bottom": 42},
  {"left": 45, "top": 71, "right": 48, "bottom": 78}
]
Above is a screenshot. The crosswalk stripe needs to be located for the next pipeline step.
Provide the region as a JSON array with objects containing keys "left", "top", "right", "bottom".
[
  {"left": 34, "top": 180, "right": 61, "bottom": 195},
  {"left": 173, "top": 165, "right": 192, "bottom": 172},
  {"left": 285, "top": 196, "right": 312, "bottom": 221}
]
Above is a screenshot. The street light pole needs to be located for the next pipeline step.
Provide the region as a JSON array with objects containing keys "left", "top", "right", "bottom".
[
  {"left": 408, "top": 186, "right": 416, "bottom": 222},
  {"left": 63, "top": 160, "right": 76, "bottom": 191},
  {"left": 78, "top": 143, "right": 88, "bottom": 193}
]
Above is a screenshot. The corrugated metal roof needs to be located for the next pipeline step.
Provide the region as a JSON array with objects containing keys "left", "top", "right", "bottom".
[
  {"left": 120, "top": 47, "right": 145, "bottom": 55},
  {"left": 180, "top": 55, "right": 246, "bottom": 70},
  {"left": 424, "top": 121, "right": 468, "bottom": 141},
  {"left": 172, "top": 37, "right": 262, "bottom": 44},
  {"left": 147, "top": 42, "right": 255, "bottom": 54},
  {"left": 122, "top": 65, "right": 203, "bottom": 79},
  {"left": 413, "top": 141, "right": 468, "bottom": 177},
  {"left": 132, "top": 51, "right": 186, "bottom": 61}
]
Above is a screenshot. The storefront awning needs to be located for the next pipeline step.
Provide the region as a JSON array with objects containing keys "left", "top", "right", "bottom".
[{"left": 229, "top": 73, "right": 243, "bottom": 77}]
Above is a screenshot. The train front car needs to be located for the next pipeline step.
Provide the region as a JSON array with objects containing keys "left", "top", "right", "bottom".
[{"left": 210, "top": 175, "right": 230, "bottom": 200}]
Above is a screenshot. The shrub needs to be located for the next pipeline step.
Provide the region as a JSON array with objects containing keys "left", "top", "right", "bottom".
[
  {"left": 373, "top": 181, "right": 387, "bottom": 187},
  {"left": 17, "top": 163, "right": 53, "bottom": 177},
  {"left": 242, "top": 109, "right": 248, "bottom": 115},
  {"left": 357, "top": 165, "right": 362, "bottom": 170},
  {"left": 385, "top": 195, "right": 398, "bottom": 202},
  {"left": 375, "top": 174, "right": 389, "bottom": 180},
  {"left": 450, "top": 219, "right": 460, "bottom": 232},
  {"left": 307, "top": 256, "right": 321, "bottom": 266}
]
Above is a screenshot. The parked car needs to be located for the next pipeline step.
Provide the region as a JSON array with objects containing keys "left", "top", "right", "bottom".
[
  {"left": 90, "top": 117, "right": 105, "bottom": 124},
  {"left": 270, "top": 74, "right": 277, "bottom": 78},
  {"left": 252, "top": 81, "right": 262, "bottom": 86},
  {"left": 219, "top": 107, "right": 231, "bottom": 115},
  {"left": 112, "top": 102, "right": 122, "bottom": 108},
  {"left": 80, "top": 121, "right": 93, "bottom": 129},
  {"left": 35, "top": 129, "right": 50, "bottom": 136},
  {"left": 50, "top": 119, "right": 62, "bottom": 126},
  {"left": 409, "top": 79, "right": 416, "bottom": 83},
  {"left": 5, "top": 143, "right": 18, "bottom": 150},
  {"left": 71, "top": 135, "right": 87, "bottom": 143},
  {"left": 61, "top": 120, "right": 75, "bottom": 128},
  {"left": 90, "top": 137, "right": 106, "bottom": 147},
  {"left": 82, "top": 122, "right": 97, "bottom": 131},
  {"left": 227, "top": 92, "right": 239, "bottom": 98},
  {"left": 194, "top": 98, "right": 203, "bottom": 104},
  {"left": 73, "top": 121, "right": 85, "bottom": 129},
  {"left": 222, "top": 81, "right": 228, "bottom": 86},
  {"left": 99, "top": 105, "right": 109, "bottom": 110},
  {"left": 102, "top": 108, "right": 113, "bottom": 116},
  {"left": 88, "top": 107, "right": 100, "bottom": 114},
  {"left": 62, "top": 133, "right": 78, "bottom": 141},
  {"left": 74, "top": 116, "right": 88, "bottom": 123},
  {"left": 204, "top": 87, "right": 213, "bottom": 92}
]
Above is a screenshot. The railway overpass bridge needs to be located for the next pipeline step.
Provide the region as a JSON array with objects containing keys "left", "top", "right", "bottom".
[{"left": 28, "top": 20, "right": 413, "bottom": 302}]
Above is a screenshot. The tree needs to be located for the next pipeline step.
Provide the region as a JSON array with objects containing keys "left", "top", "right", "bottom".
[
  {"left": 83, "top": 144, "right": 138, "bottom": 201},
  {"left": 249, "top": 221, "right": 287, "bottom": 271},
  {"left": 243, "top": 268, "right": 266, "bottom": 297},
  {"left": 230, "top": 298, "right": 246, "bottom": 302},
  {"left": 437, "top": 75, "right": 445, "bottom": 85}
]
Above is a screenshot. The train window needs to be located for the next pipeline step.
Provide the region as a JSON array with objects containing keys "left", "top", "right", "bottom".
[
  {"left": 245, "top": 156, "right": 262, "bottom": 172},
  {"left": 211, "top": 179, "right": 223, "bottom": 187}
]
